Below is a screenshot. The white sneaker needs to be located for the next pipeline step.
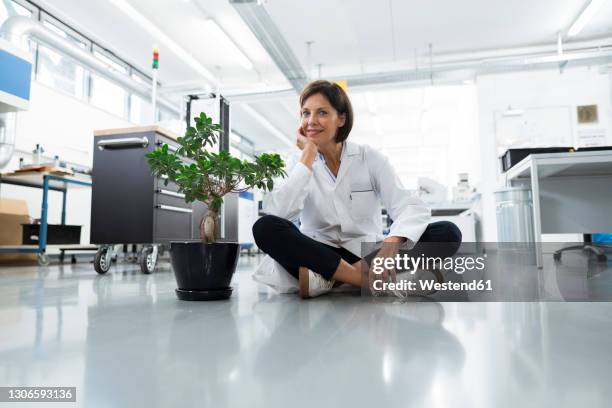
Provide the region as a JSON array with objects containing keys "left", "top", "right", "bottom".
[{"left": 299, "top": 267, "right": 335, "bottom": 299}]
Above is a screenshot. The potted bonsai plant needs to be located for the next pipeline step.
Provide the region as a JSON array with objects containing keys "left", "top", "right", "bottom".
[{"left": 146, "top": 112, "right": 286, "bottom": 300}]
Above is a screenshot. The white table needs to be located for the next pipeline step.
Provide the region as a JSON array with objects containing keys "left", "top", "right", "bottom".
[
  {"left": 505, "top": 150, "right": 612, "bottom": 268},
  {"left": 429, "top": 201, "right": 479, "bottom": 245}
]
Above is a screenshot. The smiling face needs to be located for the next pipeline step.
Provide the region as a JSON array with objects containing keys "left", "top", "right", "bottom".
[{"left": 300, "top": 93, "right": 346, "bottom": 147}]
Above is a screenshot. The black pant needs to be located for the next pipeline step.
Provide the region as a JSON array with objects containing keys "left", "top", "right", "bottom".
[{"left": 253, "top": 215, "right": 462, "bottom": 281}]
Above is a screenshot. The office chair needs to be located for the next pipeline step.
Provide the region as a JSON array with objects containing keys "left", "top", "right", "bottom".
[{"left": 553, "top": 234, "right": 611, "bottom": 262}]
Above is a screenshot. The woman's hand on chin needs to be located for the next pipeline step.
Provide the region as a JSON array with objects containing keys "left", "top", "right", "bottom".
[
  {"left": 297, "top": 126, "right": 318, "bottom": 169},
  {"left": 296, "top": 125, "right": 317, "bottom": 152}
]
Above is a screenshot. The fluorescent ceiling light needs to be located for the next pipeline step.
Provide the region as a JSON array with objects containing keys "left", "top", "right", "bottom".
[
  {"left": 108, "top": 0, "right": 216, "bottom": 83},
  {"left": 567, "top": 0, "right": 606, "bottom": 37},
  {"left": 203, "top": 19, "right": 254, "bottom": 70},
  {"left": 241, "top": 104, "right": 293, "bottom": 148}
]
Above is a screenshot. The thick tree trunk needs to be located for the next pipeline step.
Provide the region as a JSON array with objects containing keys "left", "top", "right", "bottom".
[{"left": 200, "top": 210, "right": 218, "bottom": 243}]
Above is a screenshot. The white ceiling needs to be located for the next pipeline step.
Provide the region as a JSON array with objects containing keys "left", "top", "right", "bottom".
[
  {"left": 27, "top": 0, "right": 612, "bottom": 152},
  {"left": 33, "top": 0, "right": 612, "bottom": 85},
  {"left": 266, "top": 0, "right": 612, "bottom": 77}
]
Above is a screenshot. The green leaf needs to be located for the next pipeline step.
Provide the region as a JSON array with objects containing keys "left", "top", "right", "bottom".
[{"left": 143, "top": 112, "right": 288, "bottom": 241}]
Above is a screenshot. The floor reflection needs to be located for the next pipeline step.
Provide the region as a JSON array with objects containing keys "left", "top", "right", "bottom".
[{"left": 0, "top": 259, "right": 611, "bottom": 407}]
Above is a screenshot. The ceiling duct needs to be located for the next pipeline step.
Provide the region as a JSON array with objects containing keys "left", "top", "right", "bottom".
[
  {"left": 0, "top": 16, "right": 180, "bottom": 115},
  {"left": 328, "top": 43, "right": 612, "bottom": 90},
  {"left": 230, "top": 0, "right": 307, "bottom": 92},
  {"left": 220, "top": 43, "right": 612, "bottom": 101}
]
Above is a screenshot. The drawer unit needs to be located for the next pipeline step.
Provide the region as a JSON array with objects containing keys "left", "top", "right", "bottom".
[
  {"left": 156, "top": 177, "right": 181, "bottom": 193},
  {"left": 154, "top": 205, "right": 192, "bottom": 241},
  {"left": 91, "top": 128, "right": 204, "bottom": 244},
  {"left": 155, "top": 188, "right": 189, "bottom": 208}
]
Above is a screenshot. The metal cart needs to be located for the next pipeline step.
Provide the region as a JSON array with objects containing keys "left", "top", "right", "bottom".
[
  {"left": 90, "top": 126, "right": 207, "bottom": 275},
  {"left": 0, "top": 172, "right": 93, "bottom": 266},
  {"left": 93, "top": 243, "right": 161, "bottom": 275}
]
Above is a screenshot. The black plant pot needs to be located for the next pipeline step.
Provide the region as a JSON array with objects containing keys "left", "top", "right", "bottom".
[{"left": 170, "top": 241, "right": 240, "bottom": 301}]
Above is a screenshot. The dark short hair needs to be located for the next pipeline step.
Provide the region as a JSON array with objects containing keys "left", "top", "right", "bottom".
[{"left": 299, "top": 80, "right": 354, "bottom": 143}]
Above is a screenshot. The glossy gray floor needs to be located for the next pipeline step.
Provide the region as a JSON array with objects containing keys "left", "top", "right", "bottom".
[{"left": 1, "top": 255, "right": 612, "bottom": 408}]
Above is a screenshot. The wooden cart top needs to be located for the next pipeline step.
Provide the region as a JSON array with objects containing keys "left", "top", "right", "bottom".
[{"left": 93, "top": 125, "right": 180, "bottom": 140}]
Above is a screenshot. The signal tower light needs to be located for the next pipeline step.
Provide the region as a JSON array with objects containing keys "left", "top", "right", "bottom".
[{"left": 153, "top": 47, "right": 159, "bottom": 69}]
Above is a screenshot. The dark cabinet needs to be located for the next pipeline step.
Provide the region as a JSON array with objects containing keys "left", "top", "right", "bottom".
[{"left": 90, "top": 127, "right": 203, "bottom": 245}]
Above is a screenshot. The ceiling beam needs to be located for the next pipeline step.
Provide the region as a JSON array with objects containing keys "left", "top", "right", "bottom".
[{"left": 230, "top": 0, "right": 307, "bottom": 93}]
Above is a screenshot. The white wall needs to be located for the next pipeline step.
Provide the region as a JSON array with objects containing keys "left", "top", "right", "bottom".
[
  {"left": 476, "top": 66, "right": 612, "bottom": 241},
  {"left": 349, "top": 85, "right": 480, "bottom": 194},
  {"left": 2, "top": 81, "right": 133, "bottom": 247}
]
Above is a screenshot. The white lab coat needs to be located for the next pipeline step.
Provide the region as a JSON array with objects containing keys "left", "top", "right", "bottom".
[{"left": 252, "top": 141, "right": 431, "bottom": 293}]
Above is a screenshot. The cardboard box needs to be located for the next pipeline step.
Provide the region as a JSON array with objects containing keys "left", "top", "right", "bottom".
[{"left": 0, "top": 198, "right": 37, "bottom": 264}]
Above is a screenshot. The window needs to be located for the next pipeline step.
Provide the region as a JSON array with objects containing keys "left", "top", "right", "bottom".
[
  {"left": 37, "top": 44, "right": 87, "bottom": 98},
  {"left": 35, "top": 14, "right": 90, "bottom": 98},
  {"left": 89, "top": 47, "right": 129, "bottom": 118},
  {"left": 129, "top": 71, "right": 154, "bottom": 124},
  {"left": 129, "top": 94, "right": 151, "bottom": 124},
  {"left": 93, "top": 48, "right": 128, "bottom": 74},
  {"left": 41, "top": 13, "right": 89, "bottom": 48},
  {"left": 1, "top": 0, "right": 179, "bottom": 122},
  {"left": 90, "top": 73, "right": 128, "bottom": 118}
]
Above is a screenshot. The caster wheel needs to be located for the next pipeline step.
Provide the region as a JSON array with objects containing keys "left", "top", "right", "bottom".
[
  {"left": 37, "top": 253, "right": 50, "bottom": 266},
  {"left": 597, "top": 254, "right": 607, "bottom": 263},
  {"left": 139, "top": 246, "right": 158, "bottom": 274},
  {"left": 94, "top": 247, "right": 113, "bottom": 274},
  {"left": 553, "top": 253, "right": 561, "bottom": 261}
]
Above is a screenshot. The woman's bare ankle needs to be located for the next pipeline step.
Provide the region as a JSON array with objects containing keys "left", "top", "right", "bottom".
[{"left": 332, "top": 260, "right": 362, "bottom": 287}]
